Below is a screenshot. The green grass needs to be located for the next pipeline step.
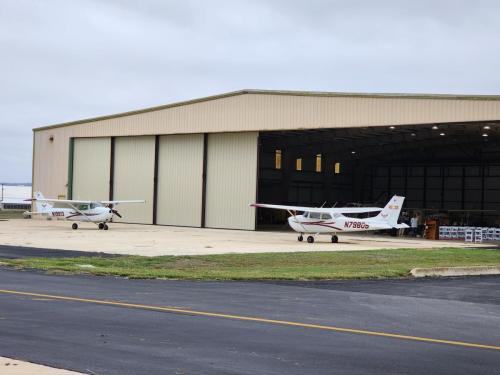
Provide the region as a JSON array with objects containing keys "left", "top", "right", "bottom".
[{"left": 2, "top": 247, "right": 499, "bottom": 280}]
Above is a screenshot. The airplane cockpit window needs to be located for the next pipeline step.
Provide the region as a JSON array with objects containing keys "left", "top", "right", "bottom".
[
  {"left": 333, "top": 213, "right": 342, "bottom": 218},
  {"left": 303, "top": 212, "right": 309, "bottom": 218},
  {"left": 309, "top": 212, "right": 321, "bottom": 219},
  {"left": 89, "top": 203, "right": 96, "bottom": 209},
  {"left": 77, "top": 204, "right": 89, "bottom": 211},
  {"left": 320, "top": 213, "right": 332, "bottom": 220}
]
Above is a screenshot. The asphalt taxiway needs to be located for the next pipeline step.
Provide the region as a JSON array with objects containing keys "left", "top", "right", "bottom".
[{"left": 0, "top": 267, "right": 499, "bottom": 374}]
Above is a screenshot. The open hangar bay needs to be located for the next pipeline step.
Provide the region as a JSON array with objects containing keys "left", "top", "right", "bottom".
[{"left": 32, "top": 90, "right": 500, "bottom": 230}]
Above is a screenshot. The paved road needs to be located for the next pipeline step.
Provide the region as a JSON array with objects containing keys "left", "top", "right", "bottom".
[{"left": 0, "top": 268, "right": 499, "bottom": 374}]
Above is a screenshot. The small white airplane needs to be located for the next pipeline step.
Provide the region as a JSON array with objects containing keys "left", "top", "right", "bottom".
[
  {"left": 251, "top": 195, "right": 409, "bottom": 243},
  {"left": 27, "top": 192, "right": 145, "bottom": 230}
]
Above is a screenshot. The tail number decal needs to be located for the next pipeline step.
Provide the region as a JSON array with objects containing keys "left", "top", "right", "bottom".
[
  {"left": 51, "top": 211, "right": 65, "bottom": 217},
  {"left": 344, "top": 221, "right": 369, "bottom": 229}
]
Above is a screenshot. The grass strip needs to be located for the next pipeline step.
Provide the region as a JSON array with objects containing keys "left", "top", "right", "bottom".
[{"left": 2, "top": 247, "right": 499, "bottom": 280}]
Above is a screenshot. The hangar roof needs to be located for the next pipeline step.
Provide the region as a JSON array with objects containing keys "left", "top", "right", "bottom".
[{"left": 34, "top": 89, "right": 500, "bottom": 132}]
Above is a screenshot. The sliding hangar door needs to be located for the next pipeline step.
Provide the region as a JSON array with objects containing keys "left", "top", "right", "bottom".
[
  {"left": 71, "top": 132, "right": 258, "bottom": 229},
  {"left": 72, "top": 137, "right": 111, "bottom": 201},
  {"left": 112, "top": 136, "right": 155, "bottom": 224}
]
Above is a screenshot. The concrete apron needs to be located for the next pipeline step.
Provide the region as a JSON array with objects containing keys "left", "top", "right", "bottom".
[
  {"left": 0, "top": 219, "right": 496, "bottom": 256},
  {"left": 0, "top": 357, "right": 84, "bottom": 375}
]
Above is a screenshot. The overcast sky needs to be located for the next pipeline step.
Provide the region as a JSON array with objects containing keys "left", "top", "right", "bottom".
[{"left": 1, "top": 0, "right": 500, "bottom": 183}]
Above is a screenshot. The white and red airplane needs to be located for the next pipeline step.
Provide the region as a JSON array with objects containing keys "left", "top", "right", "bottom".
[
  {"left": 27, "top": 192, "right": 145, "bottom": 230},
  {"left": 251, "top": 195, "right": 408, "bottom": 243}
]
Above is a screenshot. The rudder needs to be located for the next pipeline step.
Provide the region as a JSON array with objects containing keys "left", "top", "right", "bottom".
[
  {"left": 375, "top": 195, "right": 405, "bottom": 227},
  {"left": 33, "top": 191, "right": 52, "bottom": 213}
]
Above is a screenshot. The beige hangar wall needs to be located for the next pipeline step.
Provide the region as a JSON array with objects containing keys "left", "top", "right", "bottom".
[
  {"left": 112, "top": 136, "right": 155, "bottom": 224},
  {"left": 72, "top": 137, "right": 111, "bottom": 201},
  {"left": 33, "top": 91, "right": 500, "bottom": 199},
  {"left": 204, "top": 132, "right": 258, "bottom": 230}
]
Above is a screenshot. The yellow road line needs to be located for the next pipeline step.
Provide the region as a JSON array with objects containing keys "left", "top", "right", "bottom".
[{"left": 0, "top": 288, "right": 499, "bottom": 351}]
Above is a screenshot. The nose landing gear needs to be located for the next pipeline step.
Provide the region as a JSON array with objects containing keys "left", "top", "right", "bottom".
[
  {"left": 98, "top": 223, "right": 109, "bottom": 230},
  {"left": 298, "top": 234, "right": 304, "bottom": 242}
]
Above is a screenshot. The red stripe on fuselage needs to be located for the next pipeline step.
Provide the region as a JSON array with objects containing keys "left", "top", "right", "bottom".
[{"left": 299, "top": 221, "right": 343, "bottom": 231}]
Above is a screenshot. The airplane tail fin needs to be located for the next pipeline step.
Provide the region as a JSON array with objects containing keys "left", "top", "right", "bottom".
[
  {"left": 375, "top": 195, "right": 405, "bottom": 227},
  {"left": 33, "top": 191, "right": 52, "bottom": 213}
]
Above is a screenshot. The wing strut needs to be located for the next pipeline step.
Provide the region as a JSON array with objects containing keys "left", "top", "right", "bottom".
[{"left": 67, "top": 202, "right": 100, "bottom": 227}]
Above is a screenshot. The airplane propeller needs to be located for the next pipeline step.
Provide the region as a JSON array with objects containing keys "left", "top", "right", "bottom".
[
  {"left": 106, "top": 204, "right": 122, "bottom": 219},
  {"left": 111, "top": 209, "right": 122, "bottom": 218}
]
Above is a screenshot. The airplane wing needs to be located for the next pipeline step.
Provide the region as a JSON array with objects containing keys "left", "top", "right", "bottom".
[
  {"left": 100, "top": 200, "right": 145, "bottom": 205},
  {"left": 250, "top": 203, "right": 382, "bottom": 214},
  {"left": 30, "top": 198, "right": 93, "bottom": 204},
  {"left": 31, "top": 198, "right": 145, "bottom": 205}
]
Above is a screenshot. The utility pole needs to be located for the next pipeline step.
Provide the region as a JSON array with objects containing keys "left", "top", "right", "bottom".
[{"left": 1, "top": 183, "right": 3, "bottom": 202}]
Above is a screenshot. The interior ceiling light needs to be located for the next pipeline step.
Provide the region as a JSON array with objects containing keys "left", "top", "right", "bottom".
[
  {"left": 482, "top": 133, "right": 489, "bottom": 137},
  {"left": 351, "top": 151, "right": 356, "bottom": 154},
  {"left": 439, "top": 132, "right": 445, "bottom": 136},
  {"left": 411, "top": 133, "right": 416, "bottom": 136},
  {"left": 432, "top": 125, "right": 439, "bottom": 130},
  {"left": 483, "top": 125, "right": 491, "bottom": 130},
  {"left": 389, "top": 126, "right": 395, "bottom": 130}
]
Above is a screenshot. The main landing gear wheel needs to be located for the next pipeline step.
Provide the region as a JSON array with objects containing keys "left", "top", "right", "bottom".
[
  {"left": 331, "top": 235, "right": 339, "bottom": 243},
  {"left": 307, "top": 236, "right": 315, "bottom": 243},
  {"left": 298, "top": 235, "right": 303, "bottom": 242},
  {"left": 103, "top": 224, "right": 109, "bottom": 230},
  {"left": 98, "top": 223, "right": 104, "bottom": 230},
  {"left": 72, "top": 223, "right": 78, "bottom": 230}
]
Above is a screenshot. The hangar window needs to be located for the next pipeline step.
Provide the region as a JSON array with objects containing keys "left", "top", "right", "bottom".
[
  {"left": 296, "top": 158, "right": 302, "bottom": 171},
  {"left": 275, "top": 149, "right": 282, "bottom": 169},
  {"left": 334, "top": 162, "right": 341, "bottom": 174},
  {"left": 315, "top": 154, "right": 322, "bottom": 172}
]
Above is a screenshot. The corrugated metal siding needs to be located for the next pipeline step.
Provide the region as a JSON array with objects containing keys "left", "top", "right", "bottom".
[
  {"left": 33, "top": 128, "right": 73, "bottom": 198},
  {"left": 112, "top": 136, "right": 155, "bottom": 224},
  {"left": 72, "top": 138, "right": 110, "bottom": 200},
  {"left": 156, "top": 134, "right": 204, "bottom": 227},
  {"left": 205, "top": 132, "right": 258, "bottom": 230},
  {"left": 35, "top": 94, "right": 500, "bottom": 138},
  {"left": 33, "top": 92, "right": 500, "bottom": 203}
]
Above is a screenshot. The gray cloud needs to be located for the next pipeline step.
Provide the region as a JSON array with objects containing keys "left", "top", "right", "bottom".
[{"left": 1, "top": 0, "right": 500, "bottom": 182}]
